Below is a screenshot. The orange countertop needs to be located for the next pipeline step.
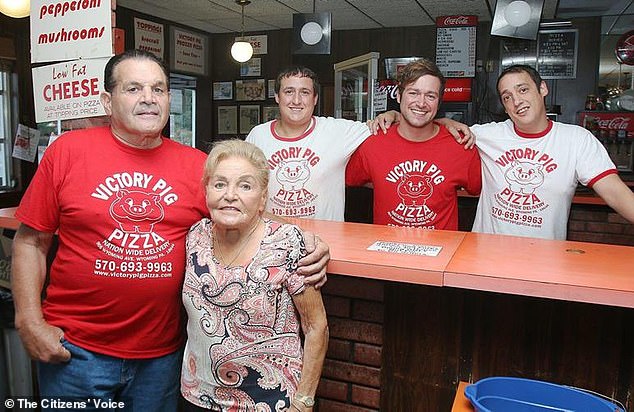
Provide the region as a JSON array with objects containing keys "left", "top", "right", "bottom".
[
  {"left": 3, "top": 208, "right": 634, "bottom": 308},
  {"left": 289, "top": 218, "right": 465, "bottom": 287},
  {"left": 292, "top": 218, "right": 634, "bottom": 309},
  {"left": 0, "top": 207, "right": 18, "bottom": 230},
  {"left": 444, "top": 233, "right": 634, "bottom": 308}
]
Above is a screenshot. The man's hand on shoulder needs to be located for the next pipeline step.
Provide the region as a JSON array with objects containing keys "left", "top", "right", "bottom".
[
  {"left": 434, "top": 117, "right": 476, "bottom": 149},
  {"left": 367, "top": 110, "right": 400, "bottom": 135},
  {"left": 298, "top": 231, "right": 329, "bottom": 289}
]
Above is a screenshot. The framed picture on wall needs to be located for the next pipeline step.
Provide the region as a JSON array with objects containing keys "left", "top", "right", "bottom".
[
  {"left": 240, "top": 57, "right": 262, "bottom": 76},
  {"left": 235, "top": 79, "right": 266, "bottom": 101},
  {"left": 262, "top": 105, "right": 280, "bottom": 122},
  {"left": 217, "top": 105, "right": 237, "bottom": 135},
  {"left": 267, "top": 79, "right": 276, "bottom": 98},
  {"left": 239, "top": 105, "right": 260, "bottom": 134},
  {"left": 213, "top": 81, "right": 233, "bottom": 100}
]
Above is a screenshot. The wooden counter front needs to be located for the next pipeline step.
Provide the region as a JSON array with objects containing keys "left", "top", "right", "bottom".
[{"left": 292, "top": 218, "right": 634, "bottom": 411}]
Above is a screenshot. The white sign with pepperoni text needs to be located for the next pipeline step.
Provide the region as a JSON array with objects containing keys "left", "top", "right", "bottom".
[{"left": 30, "top": 0, "right": 113, "bottom": 63}]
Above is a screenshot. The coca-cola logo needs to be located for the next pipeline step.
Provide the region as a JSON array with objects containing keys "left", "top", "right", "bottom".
[
  {"left": 596, "top": 117, "right": 630, "bottom": 130},
  {"left": 377, "top": 83, "right": 399, "bottom": 100},
  {"left": 443, "top": 16, "right": 469, "bottom": 26}
]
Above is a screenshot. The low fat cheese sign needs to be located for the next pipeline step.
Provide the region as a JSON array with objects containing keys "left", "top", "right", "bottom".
[
  {"left": 30, "top": 0, "right": 113, "bottom": 63},
  {"left": 32, "top": 57, "right": 108, "bottom": 122}
]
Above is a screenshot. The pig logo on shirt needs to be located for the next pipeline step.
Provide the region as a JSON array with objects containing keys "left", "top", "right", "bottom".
[
  {"left": 109, "top": 189, "right": 164, "bottom": 233},
  {"left": 276, "top": 159, "right": 311, "bottom": 191},
  {"left": 504, "top": 160, "right": 545, "bottom": 194},
  {"left": 397, "top": 173, "right": 433, "bottom": 206}
]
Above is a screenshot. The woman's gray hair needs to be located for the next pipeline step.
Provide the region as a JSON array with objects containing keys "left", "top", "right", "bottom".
[{"left": 203, "top": 139, "right": 269, "bottom": 190}]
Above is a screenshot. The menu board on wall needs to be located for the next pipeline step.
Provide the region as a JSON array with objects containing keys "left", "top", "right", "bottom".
[
  {"left": 435, "top": 16, "right": 478, "bottom": 78},
  {"left": 500, "top": 29, "right": 578, "bottom": 79},
  {"left": 537, "top": 29, "right": 578, "bottom": 79}
]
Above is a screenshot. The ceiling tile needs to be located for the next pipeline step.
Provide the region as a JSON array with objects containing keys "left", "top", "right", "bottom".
[{"left": 117, "top": 0, "right": 629, "bottom": 34}]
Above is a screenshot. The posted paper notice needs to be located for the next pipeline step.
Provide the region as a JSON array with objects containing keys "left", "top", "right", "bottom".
[
  {"left": 367, "top": 241, "right": 442, "bottom": 257},
  {"left": 12, "top": 124, "right": 40, "bottom": 162}
]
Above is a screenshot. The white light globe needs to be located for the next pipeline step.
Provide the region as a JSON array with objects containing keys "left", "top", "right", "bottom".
[
  {"left": 0, "top": 0, "right": 30, "bottom": 18},
  {"left": 504, "top": 0, "right": 531, "bottom": 27},
  {"left": 231, "top": 41, "right": 253, "bottom": 63},
  {"left": 300, "top": 22, "right": 323, "bottom": 45}
]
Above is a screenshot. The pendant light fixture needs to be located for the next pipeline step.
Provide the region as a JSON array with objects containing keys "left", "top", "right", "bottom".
[
  {"left": 231, "top": 0, "right": 253, "bottom": 63},
  {"left": 490, "top": 0, "right": 543, "bottom": 40},
  {"left": 504, "top": 0, "right": 532, "bottom": 28},
  {"left": 0, "top": 0, "right": 30, "bottom": 18},
  {"left": 300, "top": 0, "right": 323, "bottom": 45},
  {"left": 292, "top": 0, "right": 331, "bottom": 55}
]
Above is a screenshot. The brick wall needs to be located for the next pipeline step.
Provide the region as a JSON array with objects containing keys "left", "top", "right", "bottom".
[
  {"left": 316, "top": 275, "right": 384, "bottom": 411},
  {"left": 459, "top": 197, "right": 634, "bottom": 246},
  {"left": 567, "top": 204, "right": 634, "bottom": 246}
]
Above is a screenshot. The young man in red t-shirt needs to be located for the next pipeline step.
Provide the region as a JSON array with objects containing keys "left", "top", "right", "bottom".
[{"left": 346, "top": 59, "right": 481, "bottom": 230}]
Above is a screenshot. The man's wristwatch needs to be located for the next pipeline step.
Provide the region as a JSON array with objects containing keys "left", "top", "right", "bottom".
[{"left": 294, "top": 393, "right": 315, "bottom": 407}]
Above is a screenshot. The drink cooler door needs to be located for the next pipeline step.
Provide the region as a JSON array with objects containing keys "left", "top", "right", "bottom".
[
  {"left": 578, "top": 111, "right": 634, "bottom": 172},
  {"left": 334, "top": 52, "right": 380, "bottom": 122}
]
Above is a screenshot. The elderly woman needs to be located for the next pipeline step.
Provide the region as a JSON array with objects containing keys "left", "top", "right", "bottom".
[{"left": 181, "top": 139, "right": 328, "bottom": 411}]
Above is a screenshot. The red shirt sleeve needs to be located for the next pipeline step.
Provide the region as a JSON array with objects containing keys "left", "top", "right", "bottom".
[
  {"left": 464, "top": 147, "right": 482, "bottom": 196},
  {"left": 345, "top": 144, "right": 371, "bottom": 187}
]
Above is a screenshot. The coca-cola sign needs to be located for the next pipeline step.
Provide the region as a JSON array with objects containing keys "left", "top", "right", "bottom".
[
  {"left": 435, "top": 15, "right": 478, "bottom": 27},
  {"left": 443, "top": 78, "right": 472, "bottom": 102},
  {"left": 377, "top": 80, "right": 399, "bottom": 100},
  {"left": 377, "top": 78, "right": 472, "bottom": 103},
  {"left": 597, "top": 117, "right": 630, "bottom": 130},
  {"left": 578, "top": 111, "right": 634, "bottom": 133}
]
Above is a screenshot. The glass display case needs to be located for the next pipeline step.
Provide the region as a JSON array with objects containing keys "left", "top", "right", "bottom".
[{"left": 334, "top": 52, "right": 379, "bottom": 122}]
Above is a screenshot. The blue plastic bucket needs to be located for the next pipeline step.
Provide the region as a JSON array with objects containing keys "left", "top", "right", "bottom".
[{"left": 464, "top": 377, "right": 625, "bottom": 412}]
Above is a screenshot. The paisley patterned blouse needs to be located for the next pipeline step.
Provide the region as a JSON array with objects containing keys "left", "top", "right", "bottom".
[{"left": 181, "top": 218, "right": 307, "bottom": 411}]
